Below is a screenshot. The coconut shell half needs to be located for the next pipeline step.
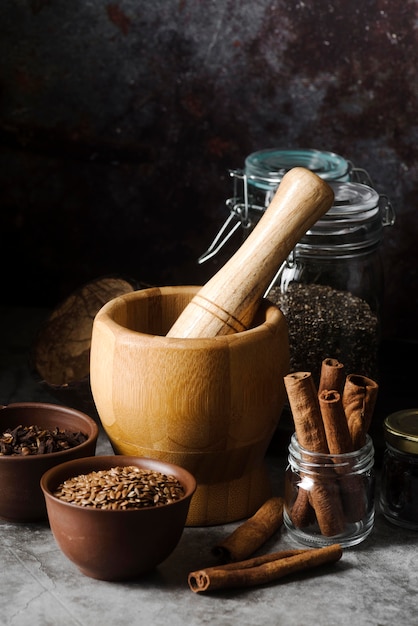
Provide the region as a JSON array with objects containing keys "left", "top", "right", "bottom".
[{"left": 30, "top": 275, "right": 148, "bottom": 418}]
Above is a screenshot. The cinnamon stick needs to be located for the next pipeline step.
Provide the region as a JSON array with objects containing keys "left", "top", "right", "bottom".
[
  {"left": 284, "top": 372, "right": 345, "bottom": 536},
  {"left": 342, "top": 374, "right": 379, "bottom": 448},
  {"left": 307, "top": 480, "right": 346, "bottom": 536},
  {"left": 212, "top": 497, "right": 284, "bottom": 562},
  {"left": 288, "top": 488, "right": 315, "bottom": 529},
  {"left": 284, "top": 372, "right": 327, "bottom": 529},
  {"left": 319, "top": 388, "right": 370, "bottom": 524},
  {"left": 284, "top": 372, "right": 328, "bottom": 453},
  {"left": 318, "top": 389, "right": 353, "bottom": 455},
  {"left": 188, "top": 544, "right": 343, "bottom": 593},
  {"left": 319, "top": 387, "right": 369, "bottom": 524},
  {"left": 288, "top": 454, "right": 345, "bottom": 536},
  {"left": 318, "top": 358, "right": 345, "bottom": 395},
  {"left": 338, "top": 471, "right": 368, "bottom": 524}
]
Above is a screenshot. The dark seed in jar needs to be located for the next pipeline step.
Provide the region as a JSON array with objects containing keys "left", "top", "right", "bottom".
[
  {"left": 53, "top": 466, "right": 185, "bottom": 510},
  {"left": 268, "top": 282, "right": 379, "bottom": 385},
  {"left": 0, "top": 424, "right": 88, "bottom": 456}
]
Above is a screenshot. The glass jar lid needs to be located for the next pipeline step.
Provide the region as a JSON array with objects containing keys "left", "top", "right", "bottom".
[
  {"left": 244, "top": 148, "right": 351, "bottom": 190},
  {"left": 384, "top": 409, "right": 418, "bottom": 455},
  {"left": 297, "top": 181, "right": 383, "bottom": 253}
]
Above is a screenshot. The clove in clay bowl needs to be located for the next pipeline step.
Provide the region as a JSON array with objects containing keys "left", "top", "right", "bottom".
[{"left": 0, "top": 402, "right": 99, "bottom": 522}]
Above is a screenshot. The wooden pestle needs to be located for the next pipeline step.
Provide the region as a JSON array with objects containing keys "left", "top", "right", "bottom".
[{"left": 167, "top": 167, "right": 334, "bottom": 338}]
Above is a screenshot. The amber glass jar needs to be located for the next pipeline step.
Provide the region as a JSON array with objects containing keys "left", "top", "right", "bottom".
[{"left": 380, "top": 409, "right": 418, "bottom": 530}]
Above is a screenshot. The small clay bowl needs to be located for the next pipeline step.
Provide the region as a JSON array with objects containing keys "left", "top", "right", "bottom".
[
  {"left": 0, "top": 402, "right": 99, "bottom": 522},
  {"left": 41, "top": 455, "right": 197, "bottom": 581}
]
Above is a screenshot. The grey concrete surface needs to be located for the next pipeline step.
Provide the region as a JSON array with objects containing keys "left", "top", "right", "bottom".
[{"left": 0, "top": 307, "right": 417, "bottom": 626}]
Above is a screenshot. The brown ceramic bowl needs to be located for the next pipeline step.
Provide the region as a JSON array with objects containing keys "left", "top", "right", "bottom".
[
  {"left": 0, "top": 402, "right": 99, "bottom": 522},
  {"left": 40, "top": 455, "right": 197, "bottom": 581}
]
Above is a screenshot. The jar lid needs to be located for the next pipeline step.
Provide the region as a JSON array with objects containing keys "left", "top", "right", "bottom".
[
  {"left": 384, "top": 409, "right": 418, "bottom": 455},
  {"left": 298, "top": 181, "right": 382, "bottom": 251},
  {"left": 244, "top": 148, "right": 351, "bottom": 189},
  {"left": 326, "top": 181, "right": 379, "bottom": 216}
]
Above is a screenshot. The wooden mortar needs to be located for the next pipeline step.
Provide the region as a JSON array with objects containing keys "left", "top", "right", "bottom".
[{"left": 90, "top": 286, "right": 289, "bottom": 526}]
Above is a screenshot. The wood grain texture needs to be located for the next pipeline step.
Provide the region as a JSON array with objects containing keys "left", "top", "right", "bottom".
[
  {"left": 167, "top": 167, "right": 334, "bottom": 339},
  {"left": 90, "top": 286, "right": 289, "bottom": 525}
]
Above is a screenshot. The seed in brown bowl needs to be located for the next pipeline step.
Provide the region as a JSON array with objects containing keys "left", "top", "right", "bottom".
[
  {"left": 53, "top": 466, "right": 186, "bottom": 510},
  {"left": 0, "top": 425, "right": 88, "bottom": 456}
]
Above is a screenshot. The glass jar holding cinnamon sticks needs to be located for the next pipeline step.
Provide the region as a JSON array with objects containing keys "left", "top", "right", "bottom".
[
  {"left": 283, "top": 363, "right": 378, "bottom": 548},
  {"left": 284, "top": 434, "right": 375, "bottom": 548}
]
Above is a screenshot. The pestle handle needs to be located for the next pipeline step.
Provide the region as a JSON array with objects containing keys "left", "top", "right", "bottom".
[{"left": 167, "top": 167, "right": 334, "bottom": 339}]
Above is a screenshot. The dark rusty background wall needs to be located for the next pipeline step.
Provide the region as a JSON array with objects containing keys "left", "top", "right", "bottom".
[{"left": 0, "top": 0, "right": 417, "bottom": 342}]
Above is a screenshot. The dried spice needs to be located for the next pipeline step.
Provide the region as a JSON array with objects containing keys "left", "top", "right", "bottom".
[
  {"left": 53, "top": 466, "right": 185, "bottom": 510},
  {"left": 269, "top": 283, "right": 379, "bottom": 383},
  {"left": 0, "top": 424, "right": 88, "bottom": 456},
  {"left": 212, "top": 497, "right": 284, "bottom": 563},
  {"left": 283, "top": 363, "right": 377, "bottom": 544},
  {"left": 188, "top": 544, "right": 343, "bottom": 593}
]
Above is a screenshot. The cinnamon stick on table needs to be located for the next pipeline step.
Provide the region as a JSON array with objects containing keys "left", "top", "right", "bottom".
[
  {"left": 212, "top": 497, "right": 284, "bottom": 563},
  {"left": 188, "top": 544, "right": 343, "bottom": 593}
]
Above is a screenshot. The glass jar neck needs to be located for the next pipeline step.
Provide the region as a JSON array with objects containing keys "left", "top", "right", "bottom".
[
  {"left": 288, "top": 433, "right": 375, "bottom": 474},
  {"left": 292, "top": 241, "right": 382, "bottom": 259}
]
